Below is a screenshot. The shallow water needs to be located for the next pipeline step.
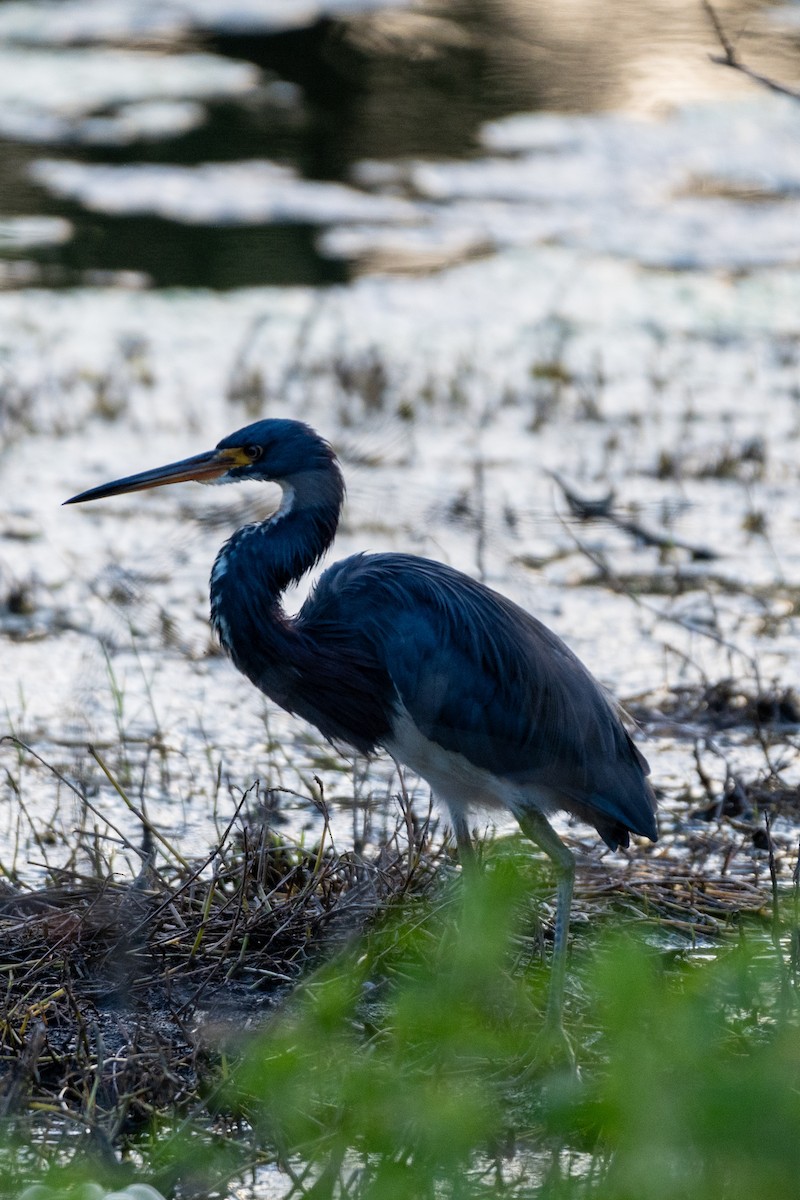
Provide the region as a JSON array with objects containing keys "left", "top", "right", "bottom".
[
  {"left": 3, "top": 247, "right": 800, "bottom": 881},
  {"left": 0, "top": 0, "right": 797, "bottom": 284}
]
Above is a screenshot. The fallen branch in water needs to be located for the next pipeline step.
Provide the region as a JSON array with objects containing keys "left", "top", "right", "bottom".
[
  {"left": 548, "top": 470, "right": 718, "bottom": 561},
  {"left": 703, "top": 0, "right": 800, "bottom": 103}
]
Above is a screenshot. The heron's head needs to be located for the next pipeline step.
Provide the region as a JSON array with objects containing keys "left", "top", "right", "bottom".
[{"left": 64, "top": 419, "right": 337, "bottom": 505}]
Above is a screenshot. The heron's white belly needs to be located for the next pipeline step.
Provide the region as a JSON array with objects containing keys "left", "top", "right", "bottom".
[{"left": 384, "top": 705, "right": 524, "bottom": 820}]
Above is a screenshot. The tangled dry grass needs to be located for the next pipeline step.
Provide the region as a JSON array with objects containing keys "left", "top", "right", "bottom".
[{"left": 0, "top": 781, "right": 446, "bottom": 1150}]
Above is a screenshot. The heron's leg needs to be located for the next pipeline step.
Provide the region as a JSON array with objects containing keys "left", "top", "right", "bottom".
[
  {"left": 513, "top": 808, "right": 575, "bottom": 1034},
  {"left": 450, "top": 810, "right": 479, "bottom": 878}
]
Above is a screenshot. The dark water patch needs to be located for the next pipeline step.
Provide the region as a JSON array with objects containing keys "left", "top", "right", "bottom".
[
  {"left": 205, "top": 11, "right": 542, "bottom": 178},
  {"left": 31, "top": 209, "right": 350, "bottom": 290},
  {"left": 3, "top": 2, "right": 800, "bottom": 288}
]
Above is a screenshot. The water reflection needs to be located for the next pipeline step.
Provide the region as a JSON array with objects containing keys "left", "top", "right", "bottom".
[
  {"left": 57, "top": 217, "right": 350, "bottom": 289},
  {"left": 0, "top": 0, "right": 797, "bottom": 288}
]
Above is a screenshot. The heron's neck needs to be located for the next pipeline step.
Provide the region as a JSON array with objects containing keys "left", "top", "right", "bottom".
[{"left": 210, "top": 462, "right": 344, "bottom": 665}]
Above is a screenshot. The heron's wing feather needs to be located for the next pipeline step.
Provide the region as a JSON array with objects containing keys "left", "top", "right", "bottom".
[{"left": 307, "top": 553, "right": 656, "bottom": 843}]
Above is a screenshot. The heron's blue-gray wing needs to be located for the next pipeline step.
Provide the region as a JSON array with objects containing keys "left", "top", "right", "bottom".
[{"left": 308, "top": 553, "right": 656, "bottom": 846}]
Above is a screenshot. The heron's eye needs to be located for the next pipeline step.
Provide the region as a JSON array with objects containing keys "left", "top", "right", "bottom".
[{"left": 244, "top": 444, "right": 263, "bottom": 462}]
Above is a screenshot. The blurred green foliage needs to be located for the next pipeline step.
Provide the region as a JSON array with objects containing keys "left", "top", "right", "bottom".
[
  {"left": 2, "top": 848, "right": 798, "bottom": 1199},
  {"left": 228, "top": 852, "right": 800, "bottom": 1200}
]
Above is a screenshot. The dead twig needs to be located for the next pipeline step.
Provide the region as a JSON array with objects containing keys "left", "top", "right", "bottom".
[
  {"left": 703, "top": 0, "right": 800, "bottom": 103},
  {"left": 548, "top": 470, "right": 718, "bottom": 561}
]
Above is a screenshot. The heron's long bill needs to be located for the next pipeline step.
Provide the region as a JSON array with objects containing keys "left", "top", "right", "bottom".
[{"left": 63, "top": 446, "right": 248, "bottom": 505}]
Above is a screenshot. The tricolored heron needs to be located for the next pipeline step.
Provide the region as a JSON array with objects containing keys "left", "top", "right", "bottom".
[{"left": 65, "top": 418, "right": 657, "bottom": 1032}]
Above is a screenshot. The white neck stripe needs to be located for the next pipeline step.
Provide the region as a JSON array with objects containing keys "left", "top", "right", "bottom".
[{"left": 270, "top": 481, "right": 296, "bottom": 524}]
